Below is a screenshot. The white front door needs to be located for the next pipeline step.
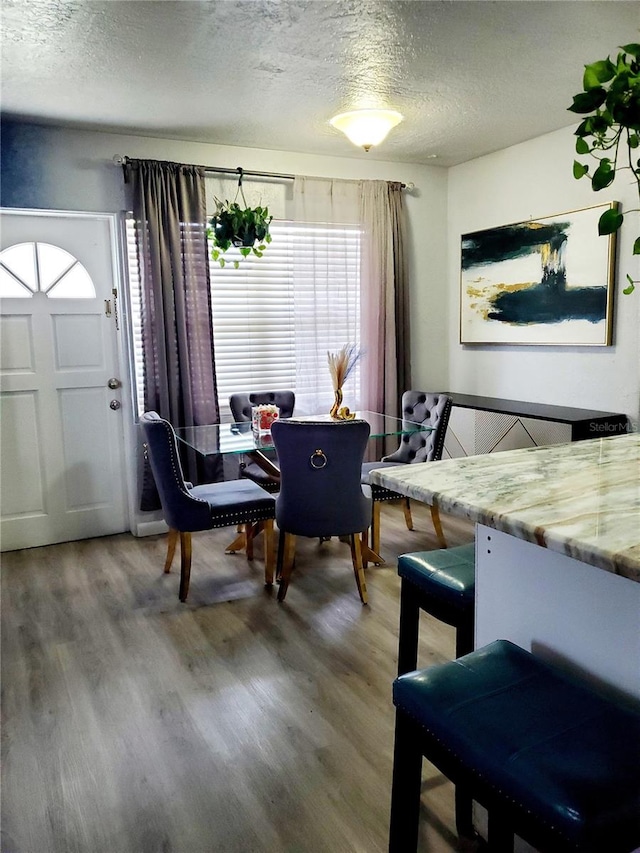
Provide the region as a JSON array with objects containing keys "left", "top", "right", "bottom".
[{"left": 0, "top": 210, "right": 128, "bottom": 551}]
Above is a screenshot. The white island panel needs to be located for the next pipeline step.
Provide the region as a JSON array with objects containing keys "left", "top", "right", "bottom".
[{"left": 476, "top": 525, "right": 640, "bottom": 700}]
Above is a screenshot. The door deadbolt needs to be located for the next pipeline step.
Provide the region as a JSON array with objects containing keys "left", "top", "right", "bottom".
[
  {"left": 107, "top": 378, "right": 121, "bottom": 389},
  {"left": 109, "top": 399, "right": 121, "bottom": 410}
]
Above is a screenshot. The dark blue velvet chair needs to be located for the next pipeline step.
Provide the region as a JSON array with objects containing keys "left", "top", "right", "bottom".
[
  {"left": 270, "top": 418, "right": 372, "bottom": 604},
  {"left": 361, "top": 391, "right": 452, "bottom": 558},
  {"left": 140, "top": 412, "right": 276, "bottom": 602},
  {"left": 229, "top": 390, "right": 296, "bottom": 492}
]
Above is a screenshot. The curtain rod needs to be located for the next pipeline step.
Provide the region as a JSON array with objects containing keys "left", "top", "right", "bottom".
[
  {"left": 115, "top": 155, "right": 292, "bottom": 182},
  {"left": 113, "top": 155, "right": 413, "bottom": 189}
]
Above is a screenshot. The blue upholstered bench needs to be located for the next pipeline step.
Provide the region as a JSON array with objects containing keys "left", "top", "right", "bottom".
[
  {"left": 397, "top": 542, "right": 476, "bottom": 673},
  {"left": 389, "top": 640, "right": 640, "bottom": 852}
]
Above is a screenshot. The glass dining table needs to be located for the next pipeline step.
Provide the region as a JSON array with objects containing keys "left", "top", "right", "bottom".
[
  {"left": 175, "top": 411, "right": 431, "bottom": 459},
  {"left": 175, "top": 411, "right": 433, "bottom": 564}
]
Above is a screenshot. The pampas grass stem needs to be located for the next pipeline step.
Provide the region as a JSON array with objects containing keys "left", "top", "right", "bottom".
[{"left": 327, "top": 344, "right": 361, "bottom": 391}]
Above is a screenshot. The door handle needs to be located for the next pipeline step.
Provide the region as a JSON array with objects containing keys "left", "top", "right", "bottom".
[{"left": 107, "top": 378, "right": 121, "bottom": 389}]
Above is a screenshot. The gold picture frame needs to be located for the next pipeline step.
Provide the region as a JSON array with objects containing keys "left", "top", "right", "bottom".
[{"left": 460, "top": 202, "right": 617, "bottom": 346}]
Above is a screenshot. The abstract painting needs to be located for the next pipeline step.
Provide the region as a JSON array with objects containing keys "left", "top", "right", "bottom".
[{"left": 460, "top": 203, "right": 617, "bottom": 345}]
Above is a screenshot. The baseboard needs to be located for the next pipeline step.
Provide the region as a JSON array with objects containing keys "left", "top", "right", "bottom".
[{"left": 133, "top": 520, "right": 168, "bottom": 538}]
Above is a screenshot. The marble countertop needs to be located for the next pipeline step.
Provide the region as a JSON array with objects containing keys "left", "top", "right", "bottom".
[{"left": 371, "top": 433, "right": 640, "bottom": 582}]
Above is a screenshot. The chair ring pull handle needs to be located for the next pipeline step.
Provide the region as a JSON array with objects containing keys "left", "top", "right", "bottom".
[{"left": 310, "top": 449, "right": 328, "bottom": 469}]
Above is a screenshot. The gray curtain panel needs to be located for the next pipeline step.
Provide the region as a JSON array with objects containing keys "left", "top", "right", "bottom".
[
  {"left": 359, "top": 180, "right": 410, "bottom": 419},
  {"left": 357, "top": 180, "right": 410, "bottom": 459},
  {"left": 389, "top": 181, "right": 411, "bottom": 398},
  {"left": 124, "top": 158, "right": 223, "bottom": 509}
]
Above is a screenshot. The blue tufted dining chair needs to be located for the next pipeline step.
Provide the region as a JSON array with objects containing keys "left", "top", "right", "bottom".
[
  {"left": 140, "top": 412, "right": 276, "bottom": 602},
  {"left": 361, "top": 392, "right": 452, "bottom": 558},
  {"left": 270, "top": 418, "right": 372, "bottom": 604},
  {"left": 229, "top": 390, "right": 296, "bottom": 492}
]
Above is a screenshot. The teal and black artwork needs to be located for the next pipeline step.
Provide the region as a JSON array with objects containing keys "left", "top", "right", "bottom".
[{"left": 460, "top": 203, "right": 616, "bottom": 346}]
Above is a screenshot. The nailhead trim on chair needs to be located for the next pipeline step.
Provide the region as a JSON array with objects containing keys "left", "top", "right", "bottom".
[
  {"left": 160, "top": 420, "right": 211, "bottom": 507},
  {"left": 209, "top": 505, "right": 276, "bottom": 529},
  {"left": 370, "top": 484, "right": 408, "bottom": 502}
]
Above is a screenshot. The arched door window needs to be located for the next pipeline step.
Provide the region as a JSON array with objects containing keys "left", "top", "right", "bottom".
[{"left": 0, "top": 242, "right": 96, "bottom": 298}]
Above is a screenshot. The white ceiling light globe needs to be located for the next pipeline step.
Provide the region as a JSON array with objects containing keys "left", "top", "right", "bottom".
[{"left": 329, "top": 109, "right": 404, "bottom": 152}]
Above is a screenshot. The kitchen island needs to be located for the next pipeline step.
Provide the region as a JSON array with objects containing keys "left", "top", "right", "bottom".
[{"left": 371, "top": 433, "right": 640, "bottom": 699}]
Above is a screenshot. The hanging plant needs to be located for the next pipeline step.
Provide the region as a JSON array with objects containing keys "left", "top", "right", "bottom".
[
  {"left": 207, "top": 168, "right": 273, "bottom": 268},
  {"left": 568, "top": 43, "right": 640, "bottom": 294}
]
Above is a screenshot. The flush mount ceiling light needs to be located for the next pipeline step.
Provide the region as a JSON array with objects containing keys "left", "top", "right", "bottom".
[{"left": 329, "top": 109, "right": 403, "bottom": 152}]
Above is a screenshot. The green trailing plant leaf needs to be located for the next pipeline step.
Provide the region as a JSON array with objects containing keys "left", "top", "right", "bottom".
[
  {"left": 573, "top": 160, "right": 589, "bottom": 179},
  {"left": 575, "top": 137, "right": 590, "bottom": 155},
  {"left": 621, "top": 43, "right": 640, "bottom": 57},
  {"left": 591, "top": 159, "right": 615, "bottom": 191},
  {"left": 598, "top": 208, "right": 623, "bottom": 235},
  {"left": 583, "top": 59, "right": 615, "bottom": 90},
  {"left": 568, "top": 43, "right": 640, "bottom": 294},
  {"left": 568, "top": 88, "right": 607, "bottom": 113}
]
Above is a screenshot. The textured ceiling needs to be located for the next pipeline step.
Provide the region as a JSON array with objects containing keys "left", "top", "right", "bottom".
[{"left": 1, "top": 0, "right": 639, "bottom": 167}]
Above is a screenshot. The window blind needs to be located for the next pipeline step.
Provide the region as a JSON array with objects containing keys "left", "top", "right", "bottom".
[{"left": 126, "top": 218, "right": 362, "bottom": 419}]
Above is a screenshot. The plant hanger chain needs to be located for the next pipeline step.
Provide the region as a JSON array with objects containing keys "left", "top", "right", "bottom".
[{"left": 233, "top": 167, "right": 248, "bottom": 208}]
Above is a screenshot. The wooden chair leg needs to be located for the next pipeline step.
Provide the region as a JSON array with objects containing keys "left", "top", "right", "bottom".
[
  {"left": 164, "top": 528, "right": 179, "bottom": 572},
  {"left": 277, "top": 532, "right": 296, "bottom": 602},
  {"left": 263, "top": 518, "right": 275, "bottom": 586},
  {"left": 225, "top": 525, "right": 247, "bottom": 554},
  {"left": 349, "top": 534, "right": 368, "bottom": 605},
  {"left": 402, "top": 497, "right": 414, "bottom": 531},
  {"left": 430, "top": 503, "right": 447, "bottom": 549},
  {"left": 361, "top": 529, "right": 369, "bottom": 569},
  {"left": 178, "top": 531, "right": 192, "bottom": 602},
  {"left": 245, "top": 522, "right": 255, "bottom": 561},
  {"left": 371, "top": 500, "right": 382, "bottom": 555},
  {"left": 276, "top": 529, "right": 284, "bottom": 582}
]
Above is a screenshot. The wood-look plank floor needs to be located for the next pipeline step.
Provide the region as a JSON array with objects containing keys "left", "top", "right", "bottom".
[{"left": 2, "top": 504, "right": 477, "bottom": 853}]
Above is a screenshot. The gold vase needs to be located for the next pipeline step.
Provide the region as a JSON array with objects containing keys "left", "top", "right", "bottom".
[
  {"left": 330, "top": 387, "right": 343, "bottom": 418},
  {"left": 329, "top": 388, "right": 355, "bottom": 420}
]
